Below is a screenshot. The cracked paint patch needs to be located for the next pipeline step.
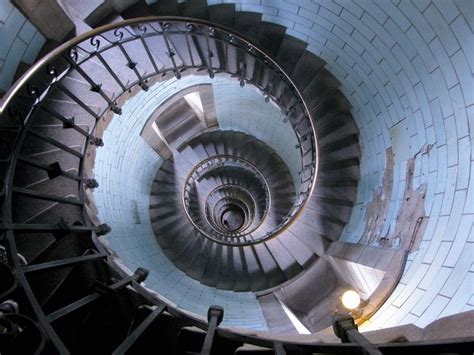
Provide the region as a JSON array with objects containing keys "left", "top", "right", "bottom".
[
  {"left": 388, "top": 146, "right": 430, "bottom": 251},
  {"left": 359, "top": 148, "right": 394, "bottom": 246},
  {"left": 360, "top": 146, "right": 428, "bottom": 251}
]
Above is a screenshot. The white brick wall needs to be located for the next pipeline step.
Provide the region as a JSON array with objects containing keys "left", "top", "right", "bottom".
[
  {"left": 2, "top": 0, "right": 471, "bottom": 336},
  {"left": 198, "top": 0, "right": 474, "bottom": 330},
  {"left": 93, "top": 75, "right": 269, "bottom": 330},
  {"left": 213, "top": 79, "right": 301, "bottom": 190}
]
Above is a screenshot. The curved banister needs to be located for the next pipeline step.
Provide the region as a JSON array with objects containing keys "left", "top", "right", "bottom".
[
  {"left": 0, "top": 16, "right": 317, "bottom": 352},
  {"left": 182, "top": 155, "right": 272, "bottom": 245},
  {"left": 0, "top": 17, "right": 318, "bottom": 240},
  {"left": 205, "top": 184, "right": 259, "bottom": 235},
  {"left": 0, "top": 14, "right": 471, "bottom": 355}
]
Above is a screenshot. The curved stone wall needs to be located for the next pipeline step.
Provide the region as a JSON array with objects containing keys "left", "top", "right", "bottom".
[
  {"left": 186, "top": 0, "right": 474, "bottom": 330},
  {"left": 213, "top": 79, "right": 301, "bottom": 190},
  {"left": 93, "top": 76, "right": 274, "bottom": 330}
]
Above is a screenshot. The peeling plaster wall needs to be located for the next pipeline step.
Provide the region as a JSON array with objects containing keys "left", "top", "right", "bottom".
[
  {"left": 360, "top": 147, "right": 428, "bottom": 250},
  {"left": 359, "top": 148, "right": 394, "bottom": 246}
]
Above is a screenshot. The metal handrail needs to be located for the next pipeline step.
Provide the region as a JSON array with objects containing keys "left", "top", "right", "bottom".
[
  {"left": 0, "top": 17, "right": 317, "bottom": 352},
  {"left": 209, "top": 197, "right": 251, "bottom": 234},
  {"left": 0, "top": 17, "right": 318, "bottom": 247},
  {"left": 182, "top": 155, "right": 273, "bottom": 245},
  {"left": 90, "top": 234, "right": 474, "bottom": 354},
  {"left": 204, "top": 184, "right": 258, "bottom": 235},
  {"left": 0, "top": 16, "right": 471, "bottom": 355}
]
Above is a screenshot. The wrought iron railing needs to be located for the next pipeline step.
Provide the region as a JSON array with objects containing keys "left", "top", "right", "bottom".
[
  {"left": 0, "top": 16, "right": 316, "bottom": 352},
  {"left": 0, "top": 17, "right": 317, "bottom": 245},
  {"left": 183, "top": 155, "right": 272, "bottom": 244},
  {"left": 0, "top": 16, "right": 471, "bottom": 355},
  {"left": 204, "top": 184, "right": 260, "bottom": 235}
]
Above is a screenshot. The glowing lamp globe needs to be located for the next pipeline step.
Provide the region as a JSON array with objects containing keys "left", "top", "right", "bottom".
[{"left": 342, "top": 290, "right": 360, "bottom": 310}]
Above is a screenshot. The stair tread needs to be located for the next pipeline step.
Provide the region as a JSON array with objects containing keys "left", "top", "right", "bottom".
[
  {"left": 149, "top": 0, "right": 178, "bottom": 16},
  {"left": 257, "top": 22, "right": 286, "bottom": 58},
  {"left": 208, "top": 4, "right": 236, "bottom": 29},
  {"left": 264, "top": 239, "right": 302, "bottom": 279},
  {"left": 276, "top": 35, "right": 308, "bottom": 74},
  {"left": 178, "top": 0, "right": 209, "bottom": 20},
  {"left": 235, "top": 11, "right": 262, "bottom": 43}
]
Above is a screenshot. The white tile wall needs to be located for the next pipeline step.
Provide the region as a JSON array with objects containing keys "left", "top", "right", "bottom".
[
  {"left": 93, "top": 75, "right": 270, "bottom": 330},
  {"left": 198, "top": 0, "right": 474, "bottom": 331}
]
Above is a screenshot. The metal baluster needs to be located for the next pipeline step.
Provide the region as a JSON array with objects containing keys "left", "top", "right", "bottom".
[
  {"left": 184, "top": 29, "right": 196, "bottom": 67},
  {"left": 273, "top": 342, "right": 286, "bottom": 355},
  {"left": 139, "top": 36, "right": 161, "bottom": 75},
  {"left": 332, "top": 313, "right": 382, "bottom": 355},
  {"left": 200, "top": 306, "right": 224, "bottom": 355},
  {"left": 4, "top": 232, "right": 70, "bottom": 354},
  {"left": 204, "top": 28, "right": 215, "bottom": 78},
  {"left": 23, "top": 252, "right": 106, "bottom": 273},
  {"left": 47, "top": 267, "right": 149, "bottom": 323},
  {"left": 117, "top": 42, "right": 149, "bottom": 91},
  {"left": 40, "top": 106, "right": 92, "bottom": 139},
  {"left": 162, "top": 23, "right": 181, "bottom": 79},
  {"left": 17, "top": 156, "right": 81, "bottom": 181},
  {"left": 94, "top": 52, "right": 127, "bottom": 92},
  {"left": 65, "top": 56, "right": 122, "bottom": 114},
  {"left": 27, "top": 129, "right": 84, "bottom": 159},
  {"left": 55, "top": 83, "right": 101, "bottom": 120},
  {"left": 112, "top": 304, "right": 166, "bottom": 355},
  {"left": 12, "top": 186, "right": 82, "bottom": 206}
]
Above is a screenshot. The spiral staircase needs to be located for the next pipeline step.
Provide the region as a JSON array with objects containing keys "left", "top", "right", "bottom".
[{"left": 0, "top": 1, "right": 473, "bottom": 354}]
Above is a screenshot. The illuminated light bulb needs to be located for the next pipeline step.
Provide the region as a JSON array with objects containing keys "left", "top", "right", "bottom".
[{"left": 342, "top": 290, "right": 360, "bottom": 310}]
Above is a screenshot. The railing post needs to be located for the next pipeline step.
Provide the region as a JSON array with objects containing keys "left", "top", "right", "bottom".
[
  {"left": 201, "top": 305, "right": 224, "bottom": 355},
  {"left": 95, "top": 223, "right": 111, "bottom": 236},
  {"left": 85, "top": 179, "right": 99, "bottom": 189},
  {"left": 0, "top": 299, "right": 46, "bottom": 354},
  {"left": 332, "top": 313, "right": 382, "bottom": 355},
  {"left": 273, "top": 342, "right": 286, "bottom": 355}
]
